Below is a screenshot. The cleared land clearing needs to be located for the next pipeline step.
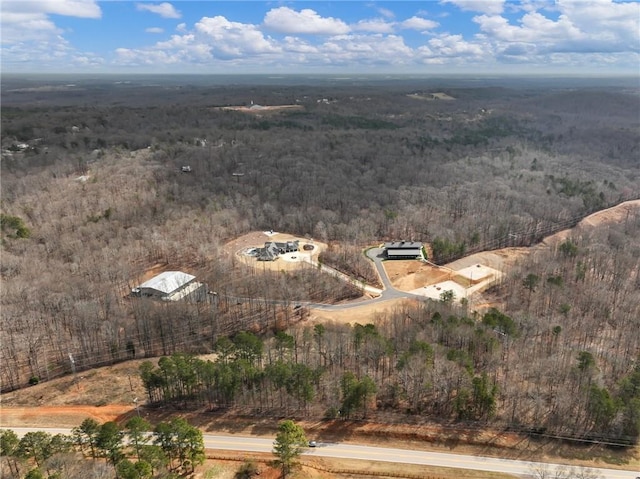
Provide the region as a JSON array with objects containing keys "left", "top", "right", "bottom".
[
  {"left": 308, "top": 298, "right": 417, "bottom": 326},
  {"left": 216, "top": 104, "right": 304, "bottom": 113},
  {"left": 130, "top": 232, "right": 322, "bottom": 295},
  {"left": 541, "top": 198, "right": 640, "bottom": 246},
  {"left": 415, "top": 279, "right": 469, "bottom": 301},
  {"left": 408, "top": 92, "right": 456, "bottom": 101},
  {"left": 224, "top": 231, "right": 327, "bottom": 273},
  {"left": 382, "top": 260, "right": 502, "bottom": 302},
  {"left": 384, "top": 260, "right": 451, "bottom": 290}
]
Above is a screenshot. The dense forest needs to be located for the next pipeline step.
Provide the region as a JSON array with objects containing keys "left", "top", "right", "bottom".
[{"left": 1, "top": 75, "right": 639, "bottom": 446}]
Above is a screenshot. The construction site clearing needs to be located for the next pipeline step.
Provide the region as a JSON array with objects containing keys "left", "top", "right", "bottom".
[
  {"left": 229, "top": 231, "right": 502, "bottom": 304},
  {"left": 408, "top": 263, "right": 503, "bottom": 302}
]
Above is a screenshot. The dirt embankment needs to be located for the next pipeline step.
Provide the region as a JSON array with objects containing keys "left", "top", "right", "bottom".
[{"left": 542, "top": 199, "right": 640, "bottom": 245}]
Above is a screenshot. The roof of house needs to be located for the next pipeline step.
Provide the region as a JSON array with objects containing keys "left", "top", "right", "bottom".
[
  {"left": 267, "top": 240, "right": 299, "bottom": 249},
  {"left": 384, "top": 241, "right": 423, "bottom": 249},
  {"left": 256, "top": 243, "right": 279, "bottom": 261},
  {"left": 387, "top": 249, "right": 422, "bottom": 255},
  {"left": 139, "top": 271, "right": 195, "bottom": 295},
  {"left": 255, "top": 240, "right": 300, "bottom": 260}
]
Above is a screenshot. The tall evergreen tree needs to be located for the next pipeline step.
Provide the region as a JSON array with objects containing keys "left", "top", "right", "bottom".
[{"left": 272, "top": 420, "right": 308, "bottom": 479}]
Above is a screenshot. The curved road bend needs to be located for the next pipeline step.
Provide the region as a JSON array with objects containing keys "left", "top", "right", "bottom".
[
  {"left": 231, "top": 199, "right": 640, "bottom": 313},
  {"left": 6, "top": 428, "right": 639, "bottom": 478},
  {"left": 307, "top": 246, "right": 427, "bottom": 310},
  {"left": 224, "top": 247, "right": 425, "bottom": 312}
]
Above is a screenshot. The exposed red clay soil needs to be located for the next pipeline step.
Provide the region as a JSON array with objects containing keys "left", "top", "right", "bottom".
[
  {"left": 384, "top": 261, "right": 452, "bottom": 290},
  {"left": 0, "top": 405, "right": 133, "bottom": 427}
]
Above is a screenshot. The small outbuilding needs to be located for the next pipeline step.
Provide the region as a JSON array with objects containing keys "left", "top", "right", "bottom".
[{"left": 384, "top": 241, "right": 423, "bottom": 259}]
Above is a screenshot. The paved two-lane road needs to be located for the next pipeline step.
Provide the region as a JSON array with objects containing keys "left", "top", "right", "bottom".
[{"left": 6, "top": 427, "right": 639, "bottom": 478}]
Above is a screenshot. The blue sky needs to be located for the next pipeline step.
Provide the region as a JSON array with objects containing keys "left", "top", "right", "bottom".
[{"left": 1, "top": 1, "right": 639, "bottom": 75}]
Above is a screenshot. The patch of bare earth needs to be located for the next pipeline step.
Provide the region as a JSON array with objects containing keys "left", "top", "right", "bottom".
[
  {"left": 0, "top": 405, "right": 132, "bottom": 428},
  {"left": 1, "top": 359, "right": 151, "bottom": 426},
  {"left": 198, "top": 454, "right": 504, "bottom": 479},
  {"left": 222, "top": 231, "right": 327, "bottom": 274},
  {"left": 543, "top": 199, "right": 640, "bottom": 245},
  {"left": 383, "top": 261, "right": 452, "bottom": 291},
  {"left": 216, "top": 104, "right": 304, "bottom": 114},
  {"left": 307, "top": 298, "right": 417, "bottom": 326}
]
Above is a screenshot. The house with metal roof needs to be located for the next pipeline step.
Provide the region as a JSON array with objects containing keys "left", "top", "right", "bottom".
[
  {"left": 384, "top": 241, "right": 423, "bottom": 259},
  {"left": 131, "top": 271, "right": 206, "bottom": 301}
]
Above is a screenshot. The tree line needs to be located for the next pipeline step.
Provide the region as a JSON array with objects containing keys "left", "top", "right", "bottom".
[
  {"left": 0, "top": 416, "right": 204, "bottom": 479},
  {"left": 1, "top": 416, "right": 311, "bottom": 479},
  {"left": 137, "top": 289, "right": 640, "bottom": 446}
]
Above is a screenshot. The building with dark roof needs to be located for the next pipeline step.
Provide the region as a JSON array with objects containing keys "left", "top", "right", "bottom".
[
  {"left": 256, "top": 240, "right": 299, "bottom": 261},
  {"left": 384, "top": 241, "right": 423, "bottom": 259}
]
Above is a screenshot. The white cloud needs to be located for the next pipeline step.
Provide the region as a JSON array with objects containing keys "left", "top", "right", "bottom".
[
  {"left": 116, "top": 26, "right": 416, "bottom": 71},
  {"left": 401, "top": 16, "right": 439, "bottom": 31},
  {"left": 115, "top": 47, "right": 176, "bottom": 66},
  {"left": 473, "top": 0, "right": 639, "bottom": 63},
  {"left": 441, "top": 0, "right": 505, "bottom": 15},
  {"left": 136, "top": 2, "right": 181, "bottom": 19},
  {"left": 557, "top": 0, "right": 640, "bottom": 50},
  {"left": 515, "top": 0, "right": 556, "bottom": 13},
  {"left": 263, "top": 7, "right": 350, "bottom": 35},
  {"left": 352, "top": 18, "right": 395, "bottom": 34},
  {"left": 283, "top": 36, "right": 319, "bottom": 54},
  {"left": 3, "top": 0, "right": 637, "bottom": 74},
  {"left": 0, "top": 0, "right": 103, "bottom": 70},
  {"left": 156, "top": 33, "right": 196, "bottom": 50},
  {"left": 1, "top": 12, "right": 61, "bottom": 43},
  {"left": 1, "top": 0, "right": 101, "bottom": 18},
  {"left": 114, "top": 15, "right": 282, "bottom": 68},
  {"left": 196, "top": 16, "right": 280, "bottom": 55},
  {"left": 352, "top": 16, "right": 439, "bottom": 35},
  {"left": 474, "top": 12, "right": 582, "bottom": 43},
  {"left": 316, "top": 34, "right": 413, "bottom": 67},
  {"left": 426, "top": 33, "right": 487, "bottom": 57},
  {"left": 44, "top": 0, "right": 101, "bottom": 17},
  {"left": 376, "top": 7, "right": 395, "bottom": 19},
  {"left": 110, "top": 1, "right": 638, "bottom": 74},
  {"left": 1, "top": 1, "right": 101, "bottom": 43},
  {"left": 3, "top": 35, "right": 104, "bottom": 71}
]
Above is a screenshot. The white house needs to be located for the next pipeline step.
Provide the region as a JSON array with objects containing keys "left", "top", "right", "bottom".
[{"left": 132, "top": 271, "right": 205, "bottom": 301}]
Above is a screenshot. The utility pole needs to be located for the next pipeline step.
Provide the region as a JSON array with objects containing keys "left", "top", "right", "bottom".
[
  {"left": 68, "top": 353, "right": 79, "bottom": 390},
  {"left": 42, "top": 342, "right": 50, "bottom": 382},
  {"left": 210, "top": 291, "right": 219, "bottom": 348}
]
